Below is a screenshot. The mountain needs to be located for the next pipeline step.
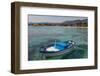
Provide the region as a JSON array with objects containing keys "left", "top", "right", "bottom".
[
  {"left": 62, "top": 19, "right": 88, "bottom": 24},
  {"left": 28, "top": 19, "right": 88, "bottom": 27}
]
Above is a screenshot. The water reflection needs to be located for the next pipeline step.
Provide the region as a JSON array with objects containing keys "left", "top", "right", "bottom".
[{"left": 28, "top": 26, "right": 88, "bottom": 60}]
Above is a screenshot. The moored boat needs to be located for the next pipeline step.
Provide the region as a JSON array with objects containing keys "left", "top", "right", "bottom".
[{"left": 40, "top": 40, "right": 75, "bottom": 57}]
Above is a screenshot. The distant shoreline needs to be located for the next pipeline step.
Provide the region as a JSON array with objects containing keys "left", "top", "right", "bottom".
[{"left": 29, "top": 25, "right": 88, "bottom": 28}]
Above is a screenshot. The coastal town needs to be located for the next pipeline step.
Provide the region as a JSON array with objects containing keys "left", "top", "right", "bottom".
[{"left": 29, "top": 19, "right": 88, "bottom": 27}]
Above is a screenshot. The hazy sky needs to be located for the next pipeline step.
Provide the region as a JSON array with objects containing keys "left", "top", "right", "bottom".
[{"left": 28, "top": 15, "right": 87, "bottom": 23}]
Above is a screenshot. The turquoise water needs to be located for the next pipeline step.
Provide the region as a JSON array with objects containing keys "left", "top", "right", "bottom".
[{"left": 28, "top": 26, "right": 88, "bottom": 60}]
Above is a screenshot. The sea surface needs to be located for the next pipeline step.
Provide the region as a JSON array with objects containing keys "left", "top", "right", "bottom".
[{"left": 28, "top": 26, "right": 88, "bottom": 60}]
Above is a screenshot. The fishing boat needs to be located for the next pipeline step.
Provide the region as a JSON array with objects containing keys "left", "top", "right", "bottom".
[{"left": 40, "top": 40, "right": 75, "bottom": 57}]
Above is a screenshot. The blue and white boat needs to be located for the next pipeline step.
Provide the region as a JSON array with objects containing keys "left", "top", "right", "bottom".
[{"left": 40, "top": 40, "right": 75, "bottom": 57}]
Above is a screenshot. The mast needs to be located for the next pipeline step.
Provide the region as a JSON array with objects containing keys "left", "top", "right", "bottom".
[{"left": 54, "top": 40, "right": 56, "bottom": 47}]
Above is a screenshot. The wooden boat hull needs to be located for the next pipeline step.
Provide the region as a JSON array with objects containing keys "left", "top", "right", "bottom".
[
  {"left": 39, "top": 40, "right": 75, "bottom": 57},
  {"left": 42, "top": 46, "right": 74, "bottom": 57}
]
